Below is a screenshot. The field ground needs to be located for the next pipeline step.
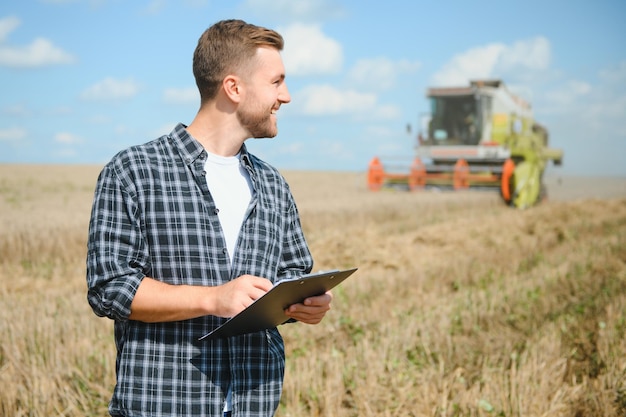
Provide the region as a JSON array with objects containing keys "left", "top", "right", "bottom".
[{"left": 1, "top": 164, "right": 625, "bottom": 416}]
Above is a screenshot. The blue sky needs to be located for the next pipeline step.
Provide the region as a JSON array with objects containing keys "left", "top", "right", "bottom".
[{"left": 1, "top": 0, "right": 625, "bottom": 176}]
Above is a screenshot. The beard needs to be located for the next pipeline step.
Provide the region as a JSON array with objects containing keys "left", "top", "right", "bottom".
[{"left": 237, "top": 98, "right": 278, "bottom": 139}]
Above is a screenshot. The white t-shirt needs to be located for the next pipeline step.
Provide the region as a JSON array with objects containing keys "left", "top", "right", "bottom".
[
  {"left": 204, "top": 151, "right": 253, "bottom": 413},
  {"left": 204, "top": 151, "right": 253, "bottom": 264}
]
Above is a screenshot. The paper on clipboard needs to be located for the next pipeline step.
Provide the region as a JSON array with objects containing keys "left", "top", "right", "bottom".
[{"left": 198, "top": 267, "right": 358, "bottom": 341}]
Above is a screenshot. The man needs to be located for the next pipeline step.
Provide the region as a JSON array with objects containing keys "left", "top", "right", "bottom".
[{"left": 86, "top": 19, "right": 332, "bottom": 417}]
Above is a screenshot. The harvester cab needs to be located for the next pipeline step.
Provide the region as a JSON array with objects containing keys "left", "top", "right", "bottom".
[{"left": 368, "top": 79, "right": 563, "bottom": 208}]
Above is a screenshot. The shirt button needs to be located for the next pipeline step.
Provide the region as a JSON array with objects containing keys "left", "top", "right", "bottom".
[
  {"left": 222, "top": 248, "right": 228, "bottom": 254},
  {"left": 214, "top": 208, "right": 219, "bottom": 215}
]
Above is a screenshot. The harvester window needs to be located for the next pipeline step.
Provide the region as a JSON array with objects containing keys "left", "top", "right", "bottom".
[{"left": 429, "top": 96, "right": 480, "bottom": 145}]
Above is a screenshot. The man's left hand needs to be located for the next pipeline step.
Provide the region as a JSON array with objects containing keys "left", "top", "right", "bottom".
[{"left": 284, "top": 291, "right": 333, "bottom": 324}]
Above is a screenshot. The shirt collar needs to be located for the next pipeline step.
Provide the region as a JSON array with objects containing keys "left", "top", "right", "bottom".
[
  {"left": 169, "top": 122, "right": 257, "bottom": 180},
  {"left": 239, "top": 143, "right": 257, "bottom": 184},
  {"left": 169, "top": 123, "right": 205, "bottom": 166}
]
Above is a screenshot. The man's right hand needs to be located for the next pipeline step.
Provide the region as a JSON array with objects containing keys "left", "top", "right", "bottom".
[{"left": 211, "top": 275, "right": 273, "bottom": 318}]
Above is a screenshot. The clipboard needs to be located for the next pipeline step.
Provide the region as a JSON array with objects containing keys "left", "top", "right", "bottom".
[{"left": 198, "top": 267, "right": 358, "bottom": 341}]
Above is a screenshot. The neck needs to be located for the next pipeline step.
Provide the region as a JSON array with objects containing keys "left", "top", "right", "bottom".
[{"left": 186, "top": 105, "right": 247, "bottom": 157}]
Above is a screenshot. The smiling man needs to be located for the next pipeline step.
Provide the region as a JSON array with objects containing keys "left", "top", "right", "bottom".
[{"left": 86, "top": 19, "right": 333, "bottom": 417}]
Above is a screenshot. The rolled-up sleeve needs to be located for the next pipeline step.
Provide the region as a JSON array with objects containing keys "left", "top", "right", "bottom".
[
  {"left": 277, "top": 189, "right": 313, "bottom": 281},
  {"left": 86, "top": 162, "right": 148, "bottom": 321}
]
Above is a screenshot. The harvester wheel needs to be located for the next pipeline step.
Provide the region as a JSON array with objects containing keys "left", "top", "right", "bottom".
[
  {"left": 453, "top": 159, "right": 470, "bottom": 190},
  {"left": 408, "top": 157, "right": 427, "bottom": 190},
  {"left": 510, "top": 161, "right": 541, "bottom": 209},
  {"left": 367, "top": 157, "right": 385, "bottom": 191},
  {"left": 500, "top": 159, "right": 515, "bottom": 203}
]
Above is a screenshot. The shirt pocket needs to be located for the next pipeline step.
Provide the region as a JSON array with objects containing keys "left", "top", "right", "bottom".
[{"left": 239, "top": 201, "right": 285, "bottom": 278}]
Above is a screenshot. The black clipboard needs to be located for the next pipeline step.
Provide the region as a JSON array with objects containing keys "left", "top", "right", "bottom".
[{"left": 198, "top": 267, "right": 358, "bottom": 341}]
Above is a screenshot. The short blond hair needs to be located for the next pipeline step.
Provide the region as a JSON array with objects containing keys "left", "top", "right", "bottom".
[{"left": 192, "top": 19, "right": 284, "bottom": 102}]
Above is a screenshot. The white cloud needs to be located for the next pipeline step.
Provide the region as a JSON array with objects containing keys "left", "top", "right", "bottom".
[
  {"left": 0, "top": 127, "right": 27, "bottom": 141},
  {"left": 431, "top": 43, "right": 504, "bottom": 86},
  {"left": 542, "top": 80, "right": 592, "bottom": 110},
  {"left": 599, "top": 60, "right": 626, "bottom": 84},
  {"left": 163, "top": 87, "right": 199, "bottom": 104},
  {"left": 292, "top": 84, "right": 400, "bottom": 120},
  {"left": 281, "top": 23, "right": 342, "bottom": 76},
  {"left": 574, "top": 67, "right": 626, "bottom": 132},
  {"left": 431, "top": 37, "right": 551, "bottom": 87},
  {"left": 0, "top": 16, "right": 75, "bottom": 68},
  {"left": 0, "top": 16, "right": 20, "bottom": 42},
  {"left": 498, "top": 37, "right": 550, "bottom": 71},
  {"left": 54, "top": 132, "right": 83, "bottom": 144},
  {"left": 538, "top": 63, "right": 626, "bottom": 122},
  {"left": 348, "top": 57, "right": 421, "bottom": 91},
  {"left": 524, "top": 60, "right": 626, "bottom": 175},
  {"left": 80, "top": 77, "right": 140, "bottom": 101},
  {"left": 2, "top": 103, "right": 31, "bottom": 117},
  {"left": 0, "top": 37, "right": 76, "bottom": 68},
  {"left": 141, "top": 0, "right": 166, "bottom": 15},
  {"left": 242, "top": 0, "right": 344, "bottom": 21},
  {"left": 295, "top": 84, "right": 376, "bottom": 115}
]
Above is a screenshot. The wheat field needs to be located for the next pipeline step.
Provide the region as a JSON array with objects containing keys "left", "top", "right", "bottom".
[{"left": 1, "top": 164, "right": 625, "bottom": 416}]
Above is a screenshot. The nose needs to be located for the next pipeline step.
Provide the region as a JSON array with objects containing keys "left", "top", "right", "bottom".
[{"left": 279, "top": 81, "right": 291, "bottom": 104}]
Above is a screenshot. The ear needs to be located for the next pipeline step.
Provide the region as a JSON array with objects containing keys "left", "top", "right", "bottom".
[{"left": 223, "top": 75, "right": 242, "bottom": 103}]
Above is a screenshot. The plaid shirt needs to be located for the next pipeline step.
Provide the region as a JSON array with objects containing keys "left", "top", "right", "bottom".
[{"left": 86, "top": 123, "right": 313, "bottom": 416}]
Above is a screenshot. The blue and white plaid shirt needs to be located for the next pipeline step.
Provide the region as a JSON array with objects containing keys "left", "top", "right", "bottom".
[{"left": 87, "top": 123, "right": 313, "bottom": 416}]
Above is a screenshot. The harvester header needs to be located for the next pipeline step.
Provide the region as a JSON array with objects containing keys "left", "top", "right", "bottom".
[{"left": 368, "top": 79, "right": 563, "bottom": 208}]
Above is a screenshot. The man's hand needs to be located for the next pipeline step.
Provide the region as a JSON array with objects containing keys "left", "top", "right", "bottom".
[
  {"left": 212, "top": 274, "right": 273, "bottom": 318},
  {"left": 284, "top": 291, "right": 333, "bottom": 324}
]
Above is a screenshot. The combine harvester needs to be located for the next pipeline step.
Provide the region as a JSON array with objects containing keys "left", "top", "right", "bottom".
[{"left": 368, "top": 80, "right": 563, "bottom": 208}]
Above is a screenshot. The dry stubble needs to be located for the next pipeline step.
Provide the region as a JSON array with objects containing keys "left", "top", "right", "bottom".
[{"left": 1, "top": 165, "right": 625, "bottom": 416}]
